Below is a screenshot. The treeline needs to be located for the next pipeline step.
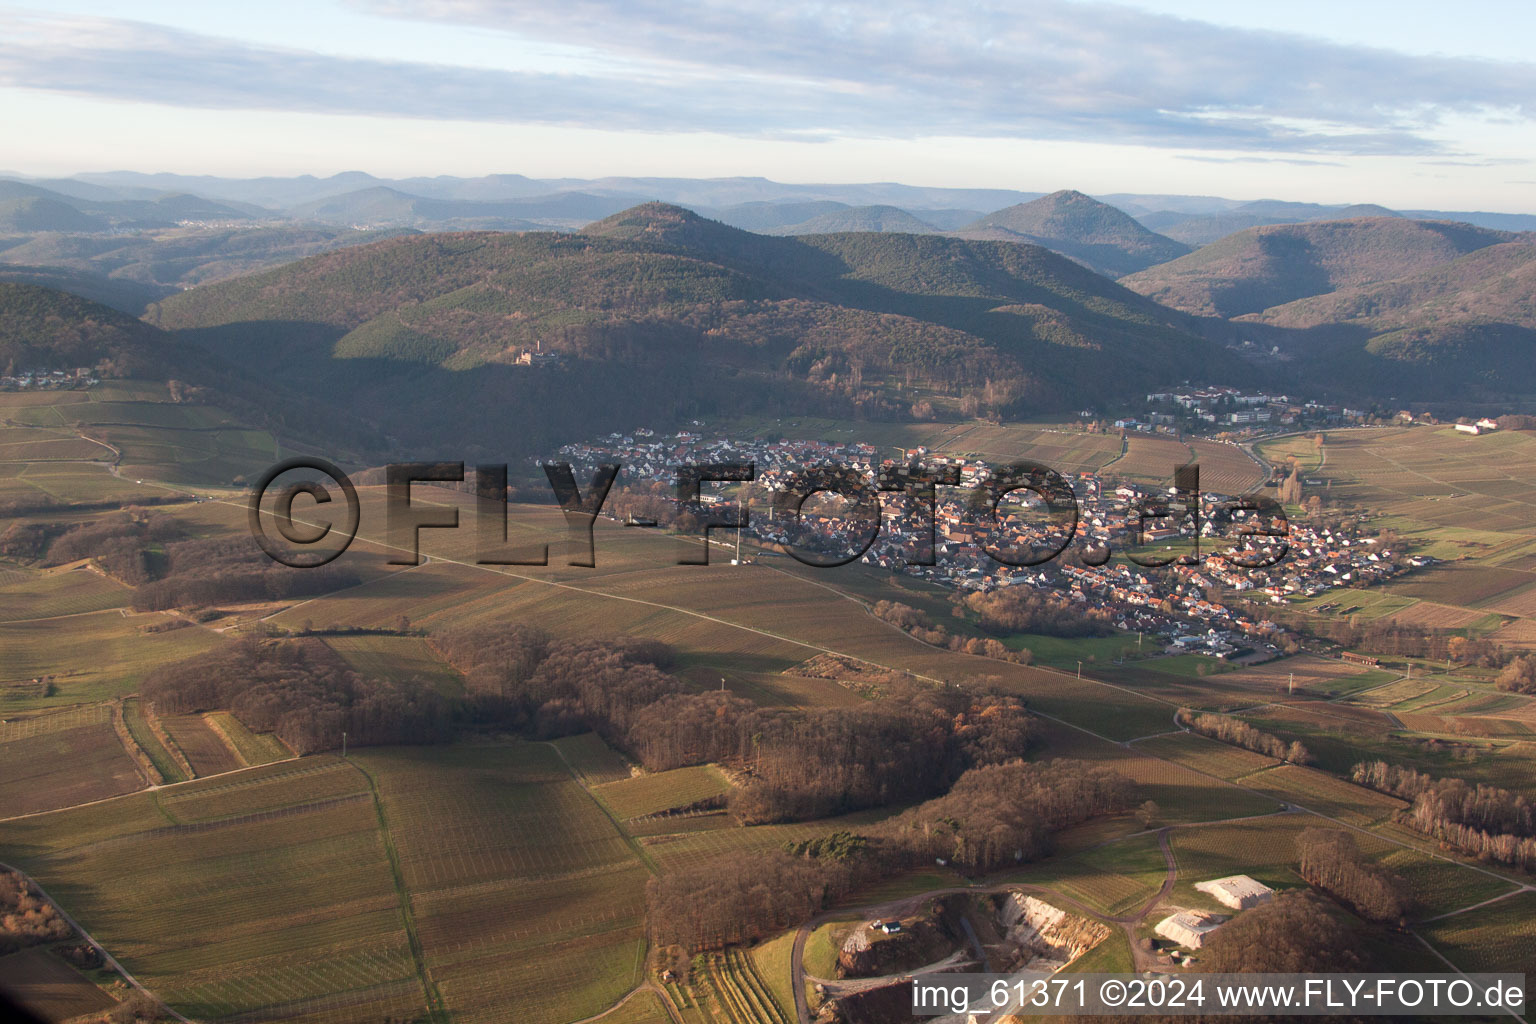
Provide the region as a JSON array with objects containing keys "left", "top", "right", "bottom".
[
  {"left": 1178, "top": 710, "right": 1312, "bottom": 764},
  {"left": 437, "top": 625, "right": 1038, "bottom": 823},
  {"left": 143, "top": 638, "right": 450, "bottom": 754},
  {"left": 870, "top": 600, "right": 1033, "bottom": 663},
  {"left": 1195, "top": 891, "right": 1372, "bottom": 974},
  {"left": 1497, "top": 655, "right": 1536, "bottom": 694},
  {"left": 0, "top": 509, "right": 358, "bottom": 611},
  {"left": 884, "top": 758, "right": 1135, "bottom": 871},
  {"left": 647, "top": 758, "right": 1133, "bottom": 951},
  {"left": 961, "top": 587, "right": 1115, "bottom": 638},
  {"left": 0, "top": 869, "right": 71, "bottom": 955},
  {"left": 0, "top": 510, "right": 182, "bottom": 584},
  {"left": 0, "top": 493, "right": 184, "bottom": 517},
  {"left": 1296, "top": 827, "right": 1411, "bottom": 924},
  {"left": 1351, "top": 760, "right": 1536, "bottom": 870},
  {"left": 132, "top": 536, "right": 359, "bottom": 611}
]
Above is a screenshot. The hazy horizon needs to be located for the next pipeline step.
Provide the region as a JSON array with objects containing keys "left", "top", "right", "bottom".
[{"left": 3, "top": 0, "right": 1534, "bottom": 212}]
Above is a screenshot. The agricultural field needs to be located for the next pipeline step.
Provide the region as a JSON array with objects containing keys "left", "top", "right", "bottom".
[
  {"left": 1374, "top": 848, "right": 1522, "bottom": 919},
  {"left": 1166, "top": 815, "right": 1312, "bottom": 910},
  {"left": 1105, "top": 434, "right": 1194, "bottom": 483},
  {"left": 0, "top": 703, "right": 143, "bottom": 817},
  {"left": 324, "top": 634, "right": 465, "bottom": 696},
  {"left": 1132, "top": 732, "right": 1278, "bottom": 781},
  {"left": 1242, "top": 764, "right": 1406, "bottom": 826},
  {"left": 0, "top": 759, "right": 425, "bottom": 1024},
  {"left": 1216, "top": 656, "right": 1391, "bottom": 699},
  {"left": 0, "top": 566, "right": 128, "bottom": 622},
  {"left": 121, "top": 697, "right": 187, "bottom": 785},
  {"left": 0, "top": 946, "right": 118, "bottom": 1022},
  {"left": 593, "top": 765, "right": 731, "bottom": 821},
  {"left": 1187, "top": 438, "right": 1267, "bottom": 494},
  {"left": 1418, "top": 891, "right": 1536, "bottom": 985},
  {"left": 0, "top": 609, "right": 223, "bottom": 710},
  {"left": 550, "top": 732, "right": 634, "bottom": 785},
  {"left": 1010, "top": 831, "right": 1167, "bottom": 916},
  {"left": 641, "top": 808, "right": 896, "bottom": 876},
  {"left": 1022, "top": 725, "right": 1283, "bottom": 827},
  {"left": 206, "top": 711, "right": 292, "bottom": 766},
  {"left": 0, "top": 384, "right": 278, "bottom": 485},
  {"left": 355, "top": 743, "right": 652, "bottom": 1024},
  {"left": 1386, "top": 601, "right": 1493, "bottom": 631},
  {"left": 1060, "top": 930, "right": 1133, "bottom": 974},
  {"left": 160, "top": 713, "right": 243, "bottom": 777},
  {"left": 749, "top": 930, "right": 800, "bottom": 1022}
]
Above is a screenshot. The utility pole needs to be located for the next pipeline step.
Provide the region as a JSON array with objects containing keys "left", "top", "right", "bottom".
[
  {"left": 1077, "top": 661, "right": 1082, "bottom": 679},
  {"left": 341, "top": 731, "right": 347, "bottom": 758},
  {"left": 1288, "top": 672, "right": 1294, "bottom": 696}
]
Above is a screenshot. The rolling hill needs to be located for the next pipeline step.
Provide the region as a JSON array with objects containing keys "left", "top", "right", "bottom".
[
  {"left": 149, "top": 202, "right": 1243, "bottom": 459},
  {"left": 1119, "top": 218, "right": 1522, "bottom": 318},
  {"left": 0, "top": 226, "right": 414, "bottom": 312},
  {"left": 286, "top": 187, "right": 636, "bottom": 230},
  {"left": 1246, "top": 242, "right": 1536, "bottom": 396},
  {"left": 1249, "top": 242, "right": 1536, "bottom": 332},
  {"left": 764, "top": 205, "right": 940, "bottom": 235},
  {"left": 0, "top": 283, "right": 168, "bottom": 372},
  {"left": 0, "top": 195, "right": 107, "bottom": 233},
  {"left": 957, "top": 190, "right": 1191, "bottom": 277},
  {"left": 0, "top": 180, "right": 261, "bottom": 229},
  {"left": 1136, "top": 202, "right": 1405, "bottom": 247}
]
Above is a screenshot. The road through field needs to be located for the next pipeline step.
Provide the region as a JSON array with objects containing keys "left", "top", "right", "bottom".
[{"left": 0, "top": 860, "right": 192, "bottom": 1024}]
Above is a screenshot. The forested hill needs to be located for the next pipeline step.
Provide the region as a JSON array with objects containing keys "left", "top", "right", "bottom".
[
  {"left": 957, "top": 190, "right": 1192, "bottom": 277},
  {"left": 148, "top": 202, "right": 1246, "bottom": 459},
  {"left": 0, "top": 283, "right": 170, "bottom": 374},
  {"left": 1120, "top": 217, "right": 1523, "bottom": 318}
]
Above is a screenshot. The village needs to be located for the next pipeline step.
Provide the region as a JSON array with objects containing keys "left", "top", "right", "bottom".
[
  {"left": 551, "top": 428, "right": 1429, "bottom": 661},
  {"left": 0, "top": 367, "right": 99, "bottom": 391}
]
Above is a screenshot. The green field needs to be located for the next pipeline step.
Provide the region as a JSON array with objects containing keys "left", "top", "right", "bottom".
[
  {"left": 593, "top": 765, "right": 731, "bottom": 821},
  {"left": 550, "top": 732, "right": 634, "bottom": 785},
  {"left": 1010, "top": 832, "right": 1167, "bottom": 916},
  {"left": 1133, "top": 732, "right": 1279, "bottom": 780},
  {"left": 355, "top": 742, "right": 652, "bottom": 1024},
  {"left": 0, "top": 567, "right": 128, "bottom": 622},
  {"left": 121, "top": 697, "right": 187, "bottom": 785},
  {"left": 206, "top": 711, "right": 292, "bottom": 766},
  {"left": 324, "top": 634, "right": 465, "bottom": 696},
  {"left": 0, "top": 610, "right": 223, "bottom": 710},
  {"left": 0, "top": 758, "right": 424, "bottom": 1023},
  {"left": 0, "top": 384, "right": 278, "bottom": 485},
  {"left": 1419, "top": 892, "right": 1536, "bottom": 991}
]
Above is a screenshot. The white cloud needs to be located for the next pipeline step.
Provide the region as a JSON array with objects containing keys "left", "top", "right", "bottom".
[{"left": 3, "top": 3, "right": 1534, "bottom": 155}]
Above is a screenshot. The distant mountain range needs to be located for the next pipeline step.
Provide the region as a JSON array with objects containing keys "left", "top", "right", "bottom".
[
  {"left": 4, "top": 170, "right": 1534, "bottom": 414},
  {"left": 137, "top": 202, "right": 1245, "bottom": 458},
  {"left": 9, "top": 171, "right": 1533, "bottom": 235}
]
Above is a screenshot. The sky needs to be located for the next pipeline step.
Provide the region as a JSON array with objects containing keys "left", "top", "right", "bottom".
[{"left": 2, "top": 0, "right": 1534, "bottom": 210}]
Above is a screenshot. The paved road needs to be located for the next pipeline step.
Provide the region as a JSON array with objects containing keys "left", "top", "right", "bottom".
[{"left": 0, "top": 860, "right": 193, "bottom": 1023}]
